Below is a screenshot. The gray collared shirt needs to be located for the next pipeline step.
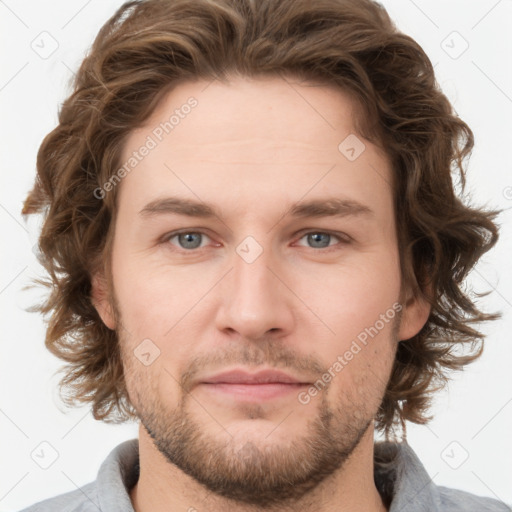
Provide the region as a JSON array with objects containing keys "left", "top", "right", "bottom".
[{"left": 19, "top": 439, "right": 511, "bottom": 511}]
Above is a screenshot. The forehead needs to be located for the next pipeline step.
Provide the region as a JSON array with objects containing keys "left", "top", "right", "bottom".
[
  {"left": 116, "top": 75, "right": 392, "bottom": 219},
  {"left": 124, "top": 74, "right": 368, "bottom": 157}
]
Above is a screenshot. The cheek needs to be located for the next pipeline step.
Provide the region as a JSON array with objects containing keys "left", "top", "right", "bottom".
[
  {"left": 302, "top": 253, "right": 401, "bottom": 335},
  {"left": 293, "top": 252, "right": 401, "bottom": 383},
  {"left": 111, "top": 249, "right": 198, "bottom": 334}
]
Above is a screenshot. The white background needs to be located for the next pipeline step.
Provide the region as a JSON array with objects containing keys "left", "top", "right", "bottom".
[{"left": 1, "top": 0, "right": 511, "bottom": 510}]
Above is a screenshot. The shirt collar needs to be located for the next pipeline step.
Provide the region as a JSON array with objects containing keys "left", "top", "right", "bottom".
[
  {"left": 96, "top": 439, "right": 138, "bottom": 512},
  {"left": 374, "top": 440, "right": 441, "bottom": 511}
]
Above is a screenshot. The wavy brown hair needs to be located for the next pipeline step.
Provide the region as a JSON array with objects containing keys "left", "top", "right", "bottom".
[{"left": 22, "top": 0, "right": 500, "bottom": 439}]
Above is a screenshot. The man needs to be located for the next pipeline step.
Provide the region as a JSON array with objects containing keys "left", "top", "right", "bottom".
[{"left": 19, "top": 0, "right": 509, "bottom": 510}]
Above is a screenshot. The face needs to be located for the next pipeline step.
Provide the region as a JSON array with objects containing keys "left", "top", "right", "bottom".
[{"left": 94, "top": 75, "right": 429, "bottom": 507}]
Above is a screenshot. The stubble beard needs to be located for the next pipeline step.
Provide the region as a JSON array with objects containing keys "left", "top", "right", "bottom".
[{"left": 124, "top": 351, "right": 378, "bottom": 508}]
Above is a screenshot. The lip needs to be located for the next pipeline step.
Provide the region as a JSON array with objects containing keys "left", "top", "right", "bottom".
[{"left": 198, "top": 369, "right": 311, "bottom": 401}]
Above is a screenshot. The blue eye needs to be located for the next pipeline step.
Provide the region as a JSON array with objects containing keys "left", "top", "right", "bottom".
[
  {"left": 161, "top": 230, "right": 349, "bottom": 253},
  {"left": 295, "top": 231, "right": 350, "bottom": 251},
  {"left": 300, "top": 232, "right": 336, "bottom": 249},
  {"left": 166, "top": 232, "right": 210, "bottom": 250}
]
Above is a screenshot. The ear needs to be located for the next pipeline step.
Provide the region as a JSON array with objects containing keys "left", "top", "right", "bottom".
[
  {"left": 397, "top": 281, "right": 432, "bottom": 341},
  {"left": 91, "top": 271, "right": 116, "bottom": 330}
]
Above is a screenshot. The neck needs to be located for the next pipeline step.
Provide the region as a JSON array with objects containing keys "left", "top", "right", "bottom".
[{"left": 129, "top": 423, "right": 388, "bottom": 512}]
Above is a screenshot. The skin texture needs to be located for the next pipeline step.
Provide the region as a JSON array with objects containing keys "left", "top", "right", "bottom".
[{"left": 92, "top": 75, "right": 430, "bottom": 512}]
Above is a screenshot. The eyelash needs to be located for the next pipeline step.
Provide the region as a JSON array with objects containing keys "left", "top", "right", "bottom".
[{"left": 160, "top": 229, "right": 351, "bottom": 253}]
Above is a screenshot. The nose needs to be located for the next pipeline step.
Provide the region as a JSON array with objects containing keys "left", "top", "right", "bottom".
[{"left": 214, "top": 239, "right": 296, "bottom": 341}]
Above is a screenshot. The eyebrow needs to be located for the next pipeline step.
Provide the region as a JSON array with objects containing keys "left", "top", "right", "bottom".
[{"left": 138, "top": 196, "right": 373, "bottom": 220}]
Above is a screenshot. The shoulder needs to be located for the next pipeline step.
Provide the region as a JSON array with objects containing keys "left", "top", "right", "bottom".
[
  {"left": 17, "top": 481, "right": 99, "bottom": 512},
  {"left": 374, "top": 441, "right": 511, "bottom": 512},
  {"left": 436, "top": 485, "right": 512, "bottom": 512},
  {"left": 16, "top": 439, "right": 138, "bottom": 512}
]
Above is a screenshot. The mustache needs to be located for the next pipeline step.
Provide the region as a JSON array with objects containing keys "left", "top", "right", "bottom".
[{"left": 178, "top": 341, "right": 327, "bottom": 394}]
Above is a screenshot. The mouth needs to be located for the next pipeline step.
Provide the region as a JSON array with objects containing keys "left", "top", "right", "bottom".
[{"left": 198, "top": 368, "right": 311, "bottom": 401}]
